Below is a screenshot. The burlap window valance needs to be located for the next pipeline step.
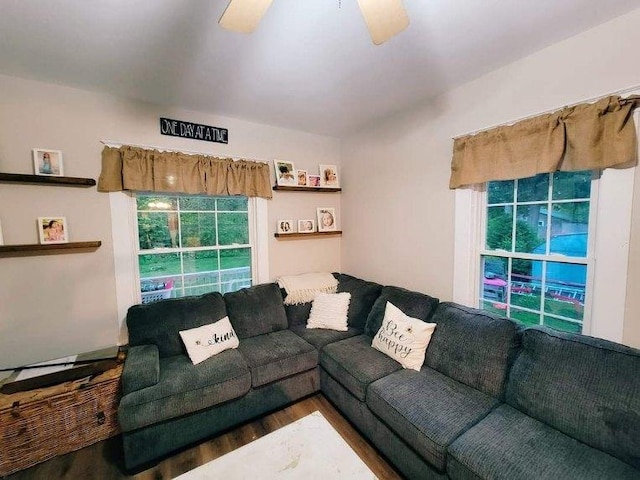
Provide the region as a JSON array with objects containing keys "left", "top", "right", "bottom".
[
  {"left": 450, "top": 95, "right": 640, "bottom": 189},
  {"left": 97, "top": 145, "right": 272, "bottom": 199}
]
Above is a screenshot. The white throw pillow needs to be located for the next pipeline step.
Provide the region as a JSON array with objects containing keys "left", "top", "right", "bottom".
[
  {"left": 179, "top": 316, "right": 239, "bottom": 365},
  {"left": 307, "top": 292, "right": 351, "bottom": 331},
  {"left": 371, "top": 302, "right": 436, "bottom": 371}
]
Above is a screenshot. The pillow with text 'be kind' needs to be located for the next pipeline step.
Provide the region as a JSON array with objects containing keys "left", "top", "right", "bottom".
[
  {"left": 371, "top": 302, "right": 437, "bottom": 371},
  {"left": 179, "top": 316, "right": 239, "bottom": 365}
]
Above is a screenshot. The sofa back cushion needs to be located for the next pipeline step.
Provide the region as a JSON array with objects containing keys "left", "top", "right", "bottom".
[
  {"left": 335, "top": 273, "right": 383, "bottom": 329},
  {"left": 425, "top": 302, "right": 521, "bottom": 399},
  {"left": 224, "top": 283, "right": 288, "bottom": 339},
  {"left": 364, "top": 285, "right": 439, "bottom": 338},
  {"left": 506, "top": 326, "right": 640, "bottom": 468},
  {"left": 127, "top": 292, "right": 227, "bottom": 358}
]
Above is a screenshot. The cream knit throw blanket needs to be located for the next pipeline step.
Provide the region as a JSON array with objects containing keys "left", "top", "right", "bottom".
[{"left": 277, "top": 272, "right": 338, "bottom": 305}]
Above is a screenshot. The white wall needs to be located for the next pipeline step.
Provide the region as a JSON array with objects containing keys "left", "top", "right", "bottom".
[
  {"left": 0, "top": 74, "right": 341, "bottom": 369},
  {"left": 341, "top": 8, "right": 640, "bottom": 347}
]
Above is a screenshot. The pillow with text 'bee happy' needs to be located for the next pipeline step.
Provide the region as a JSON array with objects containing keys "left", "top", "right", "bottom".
[{"left": 371, "top": 302, "right": 436, "bottom": 371}]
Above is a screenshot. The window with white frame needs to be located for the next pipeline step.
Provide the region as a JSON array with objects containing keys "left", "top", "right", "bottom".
[
  {"left": 136, "top": 193, "right": 252, "bottom": 303},
  {"left": 479, "top": 171, "right": 594, "bottom": 334}
]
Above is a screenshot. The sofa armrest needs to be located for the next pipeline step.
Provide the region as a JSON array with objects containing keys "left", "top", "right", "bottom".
[{"left": 121, "top": 345, "right": 160, "bottom": 395}]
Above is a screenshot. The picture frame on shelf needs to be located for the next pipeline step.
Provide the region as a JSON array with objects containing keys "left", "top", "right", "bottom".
[
  {"left": 298, "top": 219, "right": 315, "bottom": 233},
  {"left": 296, "top": 169, "right": 308, "bottom": 187},
  {"left": 0, "top": 219, "right": 3, "bottom": 246},
  {"left": 317, "top": 208, "right": 337, "bottom": 232},
  {"left": 319, "top": 164, "right": 339, "bottom": 188},
  {"left": 308, "top": 174, "right": 321, "bottom": 187},
  {"left": 274, "top": 160, "right": 296, "bottom": 186},
  {"left": 277, "top": 219, "right": 294, "bottom": 234},
  {"left": 33, "top": 149, "right": 64, "bottom": 177},
  {"left": 38, "top": 216, "right": 69, "bottom": 244}
]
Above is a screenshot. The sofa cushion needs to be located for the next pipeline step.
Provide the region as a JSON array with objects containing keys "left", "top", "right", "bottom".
[
  {"left": 290, "top": 325, "right": 361, "bottom": 350},
  {"left": 371, "top": 301, "right": 437, "bottom": 371},
  {"left": 448, "top": 404, "right": 640, "bottom": 480},
  {"left": 320, "top": 334, "right": 402, "bottom": 402},
  {"left": 121, "top": 345, "right": 159, "bottom": 395},
  {"left": 334, "top": 273, "right": 383, "bottom": 329},
  {"left": 224, "top": 283, "right": 288, "bottom": 339},
  {"left": 237, "top": 330, "right": 318, "bottom": 387},
  {"left": 118, "top": 350, "right": 250, "bottom": 431},
  {"left": 506, "top": 326, "right": 640, "bottom": 469},
  {"left": 127, "top": 292, "right": 228, "bottom": 357},
  {"left": 367, "top": 367, "right": 499, "bottom": 472},
  {"left": 284, "top": 301, "right": 313, "bottom": 328},
  {"left": 364, "top": 286, "right": 439, "bottom": 338},
  {"left": 425, "top": 302, "right": 521, "bottom": 399}
]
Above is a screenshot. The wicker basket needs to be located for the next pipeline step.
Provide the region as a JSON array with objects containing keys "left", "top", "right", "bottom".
[{"left": 0, "top": 364, "right": 123, "bottom": 476}]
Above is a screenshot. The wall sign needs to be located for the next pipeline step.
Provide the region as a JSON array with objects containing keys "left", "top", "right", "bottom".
[{"left": 160, "top": 117, "right": 228, "bottom": 144}]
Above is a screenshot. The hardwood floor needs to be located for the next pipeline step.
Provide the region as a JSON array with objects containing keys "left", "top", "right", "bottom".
[{"left": 6, "top": 394, "right": 402, "bottom": 480}]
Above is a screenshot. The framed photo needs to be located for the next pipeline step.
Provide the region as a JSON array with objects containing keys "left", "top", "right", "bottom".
[
  {"left": 319, "top": 164, "right": 339, "bottom": 188},
  {"left": 277, "top": 219, "right": 294, "bottom": 234},
  {"left": 317, "top": 208, "right": 337, "bottom": 232},
  {"left": 33, "top": 149, "right": 64, "bottom": 176},
  {"left": 38, "top": 217, "right": 68, "bottom": 244},
  {"left": 274, "top": 160, "right": 296, "bottom": 186},
  {"left": 308, "top": 174, "right": 321, "bottom": 187},
  {"left": 296, "top": 169, "right": 308, "bottom": 187},
  {"left": 0, "top": 219, "right": 4, "bottom": 246},
  {"left": 298, "top": 219, "right": 315, "bottom": 233}
]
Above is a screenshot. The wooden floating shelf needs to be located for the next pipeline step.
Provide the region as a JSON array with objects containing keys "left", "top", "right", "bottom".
[
  {"left": 272, "top": 185, "right": 341, "bottom": 193},
  {"left": 0, "top": 173, "right": 96, "bottom": 187},
  {"left": 0, "top": 241, "right": 102, "bottom": 257},
  {"left": 275, "top": 231, "right": 342, "bottom": 239}
]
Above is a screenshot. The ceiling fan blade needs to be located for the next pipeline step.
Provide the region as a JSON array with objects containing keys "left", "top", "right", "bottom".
[
  {"left": 357, "top": 0, "right": 409, "bottom": 45},
  {"left": 219, "top": 0, "right": 274, "bottom": 34}
]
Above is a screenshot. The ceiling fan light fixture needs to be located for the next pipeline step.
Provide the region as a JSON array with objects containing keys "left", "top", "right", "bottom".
[
  {"left": 357, "top": 0, "right": 409, "bottom": 45},
  {"left": 219, "top": 0, "right": 274, "bottom": 34}
]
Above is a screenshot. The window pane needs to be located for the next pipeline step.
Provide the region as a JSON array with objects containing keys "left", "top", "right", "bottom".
[
  {"left": 138, "top": 212, "right": 178, "bottom": 249},
  {"left": 510, "top": 260, "right": 541, "bottom": 311},
  {"left": 138, "top": 253, "right": 181, "bottom": 277},
  {"left": 221, "top": 248, "right": 251, "bottom": 270},
  {"left": 182, "top": 250, "right": 220, "bottom": 274},
  {"left": 218, "top": 197, "right": 248, "bottom": 211},
  {"left": 486, "top": 206, "right": 513, "bottom": 251},
  {"left": 517, "top": 174, "right": 548, "bottom": 203},
  {"left": 514, "top": 205, "right": 544, "bottom": 254},
  {"left": 548, "top": 203, "right": 589, "bottom": 256},
  {"left": 510, "top": 307, "right": 541, "bottom": 328},
  {"left": 543, "top": 316, "right": 582, "bottom": 333},
  {"left": 480, "top": 256, "right": 507, "bottom": 302},
  {"left": 136, "top": 195, "right": 177, "bottom": 211},
  {"left": 180, "top": 196, "right": 217, "bottom": 211},
  {"left": 544, "top": 261, "right": 586, "bottom": 322},
  {"left": 487, "top": 180, "right": 514, "bottom": 204},
  {"left": 218, "top": 213, "right": 249, "bottom": 245},
  {"left": 480, "top": 300, "right": 507, "bottom": 316},
  {"left": 552, "top": 171, "right": 591, "bottom": 200},
  {"left": 180, "top": 213, "right": 217, "bottom": 247}
]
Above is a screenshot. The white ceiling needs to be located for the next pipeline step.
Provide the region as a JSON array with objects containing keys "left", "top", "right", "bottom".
[{"left": 1, "top": 1, "right": 639, "bottom": 137}]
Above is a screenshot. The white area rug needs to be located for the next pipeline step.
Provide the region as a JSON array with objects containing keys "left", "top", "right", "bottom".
[{"left": 175, "top": 411, "right": 378, "bottom": 479}]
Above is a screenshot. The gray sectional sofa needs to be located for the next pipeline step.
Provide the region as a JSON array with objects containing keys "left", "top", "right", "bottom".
[{"left": 118, "top": 273, "right": 640, "bottom": 479}]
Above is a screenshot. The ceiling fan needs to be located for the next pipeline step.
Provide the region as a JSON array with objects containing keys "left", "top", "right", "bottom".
[{"left": 219, "top": 0, "right": 410, "bottom": 45}]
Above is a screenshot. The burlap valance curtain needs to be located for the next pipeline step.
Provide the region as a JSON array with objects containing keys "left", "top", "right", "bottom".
[
  {"left": 450, "top": 95, "right": 640, "bottom": 189},
  {"left": 97, "top": 145, "right": 272, "bottom": 199}
]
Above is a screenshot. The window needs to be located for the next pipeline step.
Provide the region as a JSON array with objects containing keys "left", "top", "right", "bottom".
[
  {"left": 136, "top": 193, "right": 253, "bottom": 302},
  {"left": 479, "top": 171, "right": 594, "bottom": 334}
]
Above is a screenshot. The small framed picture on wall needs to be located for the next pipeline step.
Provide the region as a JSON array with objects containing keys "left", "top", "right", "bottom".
[
  {"left": 296, "top": 169, "right": 308, "bottom": 186},
  {"left": 33, "top": 149, "right": 64, "bottom": 176},
  {"left": 277, "top": 219, "right": 294, "bottom": 234},
  {"left": 319, "top": 164, "right": 339, "bottom": 188},
  {"left": 298, "top": 219, "right": 315, "bottom": 233},
  {"left": 317, "top": 208, "right": 337, "bottom": 232},
  {"left": 274, "top": 160, "right": 296, "bottom": 186},
  {"left": 38, "top": 216, "right": 69, "bottom": 244},
  {"left": 308, "top": 174, "right": 321, "bottom": 187},
  {"left": 0, "top": 219, "right": 4, "bottom": 246}
]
